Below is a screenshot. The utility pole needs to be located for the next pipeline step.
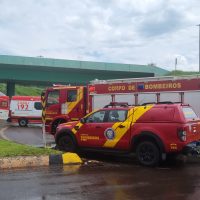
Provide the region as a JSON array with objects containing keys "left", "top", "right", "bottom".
[
  {"left": 174, "top": 57, "right": 177, "bottom": 76},
  {"left": 197, "top": 24, "right": 200, "bottom": 72}
]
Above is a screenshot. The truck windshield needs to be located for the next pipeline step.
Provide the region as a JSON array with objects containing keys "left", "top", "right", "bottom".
[
  {"left": 182, "top": 107, "right": 198, "bottom": 120},
  {"left": 47, "top": 90, "right": 59, "bottom": 106}
]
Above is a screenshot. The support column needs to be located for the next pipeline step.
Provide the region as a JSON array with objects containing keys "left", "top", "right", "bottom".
[{"left": 6, "top": 82, "right": 15, "bottom": 97}]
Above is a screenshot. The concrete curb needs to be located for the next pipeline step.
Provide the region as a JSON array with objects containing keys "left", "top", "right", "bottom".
[
  {"left": 0, "top": 153, "right": 82, "bottom": 169},
  {"left": 50, "top": 153, "right": 82, "bottom": 165}
]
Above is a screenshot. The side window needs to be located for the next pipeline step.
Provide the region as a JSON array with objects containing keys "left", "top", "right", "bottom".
[
  {"left": 108, "top": 110, "right": 127, "bottom": 122},
  {"left": 67, "top": 90, "right": 77, "bottom": 102},
  {"left": 86, "top": 111, "right": 106, "bottom": 123},
  {"left": 47, "top": 90, "right": 59, "bottom": 106},
  {"left": 182, "top": 107, "right": 198, "bottom": 119},
  {"left": 34, "top": 102, "right": 42, "bottom": 110},
  {"left": 0, "top": 101, "right": 8, "bottom": 108}
]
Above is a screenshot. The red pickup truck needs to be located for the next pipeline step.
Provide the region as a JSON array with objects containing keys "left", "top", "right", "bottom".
[{"left": 55, "top": 102, "right": 200, "bottom": 166}]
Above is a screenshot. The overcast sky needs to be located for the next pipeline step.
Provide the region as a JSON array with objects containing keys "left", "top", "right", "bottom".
[{"left": 0, "top": 0, "right": 200, "bottom": 71}]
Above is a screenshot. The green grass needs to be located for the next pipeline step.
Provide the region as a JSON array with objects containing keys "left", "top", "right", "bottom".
[
  {"left": 167, "top": 70, "right": 200, "bottom": 76},
  {"left": 0, "top": 139, "right": 61, "bottom": 157},
  {"left": 0, "top": 84, "right": 45, "bottom": 96},
  {"left": 0, "top": 83, "right": 6, "bottom": 94},
  {"left": 15, "top": 85, "right": 45, "bottom": 96}
]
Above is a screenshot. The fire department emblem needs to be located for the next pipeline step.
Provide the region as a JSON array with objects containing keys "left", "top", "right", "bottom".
[{"left": 104, "top": 128, "right": 115, "bottom": 140}]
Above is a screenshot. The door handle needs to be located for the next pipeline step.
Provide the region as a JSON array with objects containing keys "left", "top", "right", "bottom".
[
  {"left": 96, "top": 126, "right": 102, "bottom": 128},
  {"left": 118, "top": 124, "right": 125, "bottom": 128},
  {"left": 74, "top": 126, "right": 80, "bottom": 131}
]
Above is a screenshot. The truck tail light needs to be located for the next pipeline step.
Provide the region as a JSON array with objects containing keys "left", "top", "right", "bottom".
[
  {"left": 178, "top": 128, "right": 187, "bottom": 142},
  {"left": 61, "top": 103, "right": 68, "bottom": 115}
]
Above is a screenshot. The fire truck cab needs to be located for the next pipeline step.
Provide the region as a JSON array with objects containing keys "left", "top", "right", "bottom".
[{"left": 41, "top": 86, "right": 87, "bottom": 134}]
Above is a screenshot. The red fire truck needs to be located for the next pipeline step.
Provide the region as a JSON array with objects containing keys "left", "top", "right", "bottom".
[{"left": 41, "top": 75, "right": 200, "bottom": 135}]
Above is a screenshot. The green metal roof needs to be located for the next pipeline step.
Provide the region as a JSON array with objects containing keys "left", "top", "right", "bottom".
[{"left": 0, "top": 55, "right": 168, "bottom": 76}]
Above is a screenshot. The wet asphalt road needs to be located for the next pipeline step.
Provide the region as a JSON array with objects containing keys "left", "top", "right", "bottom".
[
  {"left": 1, "top": 162, "right": 200, "bottom": 200},
  {"left": 2, "top": 123, "right": 200, "bottom": 199},
  {"left": 3, "top": 124, "right": 44, "bottom": 146}
]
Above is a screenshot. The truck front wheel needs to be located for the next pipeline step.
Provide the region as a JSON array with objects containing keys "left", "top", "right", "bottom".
[
  {"left": 18, "top": 118, "right": 28, "bottom": 127},
  {"left": 57, "top": 135, "right": 76, "bottom": 152},
  {"left": 136, "top": 141, "right": 160, "bottom": 167}
]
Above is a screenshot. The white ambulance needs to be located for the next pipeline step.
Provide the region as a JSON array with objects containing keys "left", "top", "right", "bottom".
[
  {"left": 0, "top": 96, "right": 9, "bottom": 121},
  {"left": 8, "top": 96, "right": 42, "bottom": 127}
]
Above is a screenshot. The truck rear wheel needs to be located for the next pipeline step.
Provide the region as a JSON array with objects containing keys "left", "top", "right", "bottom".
[
  {"left": 136, "top": 141, "right": 160, "bottom": 167},
  {"left": 57, "top": 135, "right": 76, "bottom": 152},
  {"left": 18, "top": 118, "right": 28, "bottom": 127}
]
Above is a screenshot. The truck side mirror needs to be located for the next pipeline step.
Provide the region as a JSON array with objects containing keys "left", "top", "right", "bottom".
[{"left": 80, "top": 118, "right": 86, "bottom": 124}]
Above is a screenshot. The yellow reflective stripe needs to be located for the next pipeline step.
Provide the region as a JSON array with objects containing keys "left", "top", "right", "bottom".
[
  {"left": 72, "top": 122, "right": 84, "bottom": 134},
  {"left": 103, "top": 121, "right": 130, "bottom": 148},
  {"left": 45, "top": 118, "right": 53, "bottom": 121},
  {"left": 71, "top": 109, "right": 98, "bottom": 134},
  {"left": 132, "top": 105, "right": 153, "bottom": 123},
  {"left": 71, "top": 118, "right": 79, "bottom": 121},
  {"left": 103, "top": 105, "right": 154, "bottom": 148},
  {"left": 67, "top": 87, "right": 83, "bottom": 114},
  {"left": 41, "top": 101, "right": 46, "bottom": 107},
  {"left": 41, "top": 94, "right": 46, "bottom": 123}
]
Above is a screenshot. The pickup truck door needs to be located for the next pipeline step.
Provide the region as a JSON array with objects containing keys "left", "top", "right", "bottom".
[
  {"left": 102, "top": 110, "right": 132, "bottom": 150},
  {"left": 77, "top": 109, "right": 132, "bottom": 150},
  {"left": 76, "top": 110, "right": 106, "bottom": 147}
]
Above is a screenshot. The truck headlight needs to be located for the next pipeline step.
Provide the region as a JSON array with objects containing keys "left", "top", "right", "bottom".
[{"left": 178, "top": 129, "right": 187, "bottom": 142}]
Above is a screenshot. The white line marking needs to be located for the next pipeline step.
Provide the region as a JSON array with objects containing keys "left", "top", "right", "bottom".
[{"left": 0, "top": 126, "right": 10, "bottom": 141}]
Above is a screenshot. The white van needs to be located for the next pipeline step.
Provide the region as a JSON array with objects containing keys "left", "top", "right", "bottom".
[
  {"left": 0, "top": 96, "right": 9, "bottom": 120},
  {"left": 8, "top": 96, "right": 42, "bottom": 127}
]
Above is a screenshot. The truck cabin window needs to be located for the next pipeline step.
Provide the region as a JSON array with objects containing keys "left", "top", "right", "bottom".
[
  {"left": 34, "top": 102, "right": 42, "bottom": 110},
  {"left": 108, "top": 110, "right": 127, "bottom": 122},
  {"left": 86, "top": 111, "right": 106, "bottom": 123},
  {"left": 47, "top": 91, "right": 59, "bottom": 106},
  {"left": 67, "top": 90, "right": 77, "bottom": 102}
]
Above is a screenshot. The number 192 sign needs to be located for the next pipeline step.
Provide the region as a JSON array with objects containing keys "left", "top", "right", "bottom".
[{"left": 17, "top": 101, "right": 29, "bottom": 110}]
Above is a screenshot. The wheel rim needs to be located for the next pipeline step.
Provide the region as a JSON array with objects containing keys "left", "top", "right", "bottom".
[
  {"left": 139, "top": 144, "right": 156, "bottom": 164},
  {"left": 20, "top": 120, "right": 26, "bottom": 126}
]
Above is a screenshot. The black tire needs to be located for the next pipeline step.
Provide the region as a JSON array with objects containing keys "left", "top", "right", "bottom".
[
  {"left": 136, "top": 141, "right": 160, "bottom": 167},
  {"left": 57, "top": 135, "right": 76, "bottom": 152},
  {"left": 18, "top": 118, "right": 28, "bottom": 127}
]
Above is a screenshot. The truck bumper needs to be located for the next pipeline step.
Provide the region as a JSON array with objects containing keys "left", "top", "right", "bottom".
[{"left": 182, "top": 141, "right": 200, "bottom": 156}]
